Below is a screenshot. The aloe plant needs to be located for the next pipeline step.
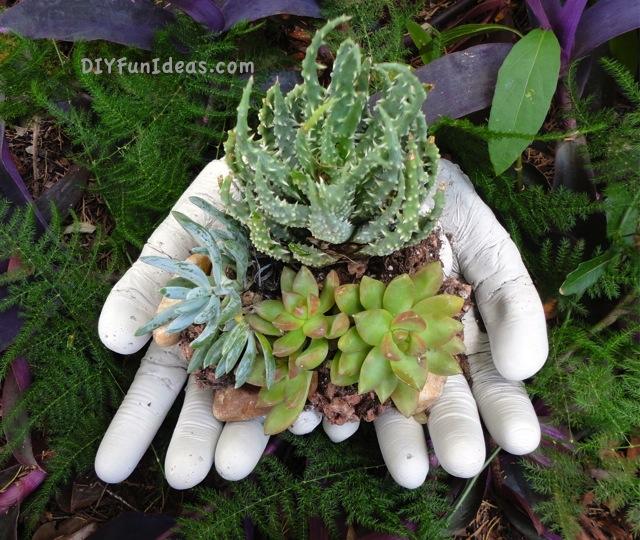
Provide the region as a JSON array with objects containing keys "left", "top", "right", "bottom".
[
  {"left": 331, "top": 261, "right": 465, "bottom": 416},
  {"left": 221, "top": 16, "right": 443, "bottom": 266},
  {"left": 135, "top": 198, "right": 274, "bottom": 388}
]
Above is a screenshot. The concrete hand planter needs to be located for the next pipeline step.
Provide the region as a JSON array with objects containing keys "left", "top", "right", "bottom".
[{"left": 95, "top": 18, "right": 548, "bottom": 491}]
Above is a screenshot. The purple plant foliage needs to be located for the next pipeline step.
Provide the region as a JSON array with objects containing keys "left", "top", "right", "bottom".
[
  {"left": 0, "top": 0, "right": 174, "bottom": 50},
  {"left": 0, "top": 0, "right": 322, "bottom": 49},
  {"left": 414, "top": 43, "right": 513, "bottom": 123},
  {"left": 526, "top": 0, "right": 640, "bottom": 67},
  {"left": 0, "top": 467, "right": 47, "bottom": 514},
  {"left": 218, "top": 0, "right": 321, "bottom": 31},
  {"left": 168, "top": 0, "right": 224, "bottom": 32},
  {"left": 573, "top": 0, "right": 640, "bottom": 60}
]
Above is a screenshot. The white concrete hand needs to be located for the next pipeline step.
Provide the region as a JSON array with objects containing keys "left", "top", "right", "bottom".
[
  {"left": 94, "top": 158, "right": 547, "bottom": 491},
  {"left": 367, "top": 159, "right": 548, "bottom": 488},
  {"left": 95, "top": 160, "right": 274, "bottom": 490}
]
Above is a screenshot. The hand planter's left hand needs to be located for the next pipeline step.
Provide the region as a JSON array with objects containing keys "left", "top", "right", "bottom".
[{"left": 334, "top": 159, "right": 548, "bottom": 488}]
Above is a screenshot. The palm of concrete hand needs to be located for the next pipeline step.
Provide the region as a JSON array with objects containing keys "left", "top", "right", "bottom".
[{"left": 95, "top": 159, "right": 547, "bottom": 490}]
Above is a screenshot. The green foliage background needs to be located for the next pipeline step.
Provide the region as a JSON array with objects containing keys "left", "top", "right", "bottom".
[{"left": 0, "top": 2, "right": 638, "bottom": 538}]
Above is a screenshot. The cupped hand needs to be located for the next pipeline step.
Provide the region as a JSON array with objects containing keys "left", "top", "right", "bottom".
[
  {"left": 94, "top": 158, "right": 547, "bottom": 490},
  {"left": 346, "top": 159, "right": 548, "bottom": 488}
]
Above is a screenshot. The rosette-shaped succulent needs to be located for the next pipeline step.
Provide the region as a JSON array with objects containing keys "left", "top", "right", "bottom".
[
  {"left": 330, "top": 261, "right": 465, "bottom": 416},
  {"left": 247, "top": 266, "right": 351, "bottom": 434},
  {"left": 221, "top": 16, "right": 442, "bottom": 266},
  {"left": 135, "top": 198, "right": 268, "bottom": 388}
]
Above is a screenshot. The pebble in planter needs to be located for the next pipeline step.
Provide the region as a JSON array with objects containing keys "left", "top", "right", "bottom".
[{"left": 95, "top": 17, "right": 548, "bottom": 491}]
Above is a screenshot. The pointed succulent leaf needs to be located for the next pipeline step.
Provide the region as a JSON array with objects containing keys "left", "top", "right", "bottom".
[
  {"left": 391, "top": 311, "right": 426, "bottom": 332},
  {"left": 258, "top": 378, "right": 288, "bottom": 406},
  {"left": 326, "top": 312, "right": 350, "bottom": 339},
  {"left": 391, "top": 381, "right": 420, "bottom": 417},
  {"left": 254, "top": 299, "right": 285, "bottom": 321},
  {"left": 383, "top": 274, "right": 415, "bottom": 315},
  {"left": 292, "top": 266, "right": 319, "bottom": 297},
  {"left": 318, "top": 270, "right": 339, "bottom": 313},
  {"left": 418, "top": 317, "right": 463, "bottom": 348},
  {"left": 353, "top": 309, "right": 392, "bottom": 346},
  {"left": 412, "top": 262, "right": 443, "bottom": 301},
  {"left": 330, "top": 353, "right": 359, "bottom": 386},
  {"left": 245, "top": 313, "right": 282, "bottom": 336},
  {"left": 390, "top": 354, "right": 428, "bottom": 390},
  {"left": 441, "top": 336, "right": 465, "bottom": 355},
  {"left": 203, "top": 336, "right": 225, "bottom": 369},
  {"left": 334, "top": 284, "right": 363, "bottom": 315},
  {"left": 234, "top": 334, "right": 257, "bottom": 388},
  {"left": 159, "top": 286, "right": 191, "bottom": 300},
  {"left": 220, "top": 322, "right": 250, "bottom": 374},
  {"left": 187, "top": 346, "right": 207, "bottom": 374},
  {"left": 380, "top": 331, "right": 405, "bottom": 362},
  {"left": 273, "top": 312, "right": 304, "bottom": 331},
  {"left": 166, "top": 311, "right": 199, "bottom": 334},
  {"left": 280, "top": 267, "right": 296, "bottom": 293},
  {"left": 246, "top": 355, "right": 267, "bottom": 386},
  {"left": 135, "top": 302, "right": 184, "bottom": 336},
  {"left": 358, "top": 346, "right": 397, "bottom": 402},
  {"left": 175, "top": 297, "right": 208, "bottom": 314},
  {"left": 273, "top": 328, "right": 306, "bottom": 357},
  {"left": 427, "top": 350, "right": 462, "bottom": 376},
  {"left": 413, "top": 294, "right": 464, "bottom": 318},
  {"left": 408, "top": 333, "right": 428, "bottom": 356},
  {"left": 191, "top": 323, "right": 218, "bottom": 348},
  {"left": 302, "top": 315, "right": 328, "bottom": 338},
  {"left": 141, "top": 256, "right": 210, "bottom": 289},
  {"left": 359, "top": 276, "right": 385, "bottom": 310},
  {"left": 296, "top": 338, "right": 329, "bottom": 370},
  {"left": 282, "top": 291, "right": 305, "bottom": 313},
  {"left": 307, "top": 294, "right": 320, "bottom": 317},
  {"left": 338, "top": 349, "right": 368, "bottom": 377},
  {"left": 255, "top": 332, "right": 276, "bottom": 388},
  {"left": 284, "top": 371, "right": 313, "bottom": 408},
  {"left": 337, "top": 326, "right": 370, "bottom": 353},
  {"left": 172, "top": 211, "right": 224, "bottom": 284},
  {"left": 194, "top": 295, "right": 221, "bottom": 325}
]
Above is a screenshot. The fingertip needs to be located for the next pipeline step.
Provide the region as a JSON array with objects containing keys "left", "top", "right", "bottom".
[
  {"left": 99, "top": 293, "right": 151, "bottom": 355},
  {"left": 435, "top": 438, "right": 485, "bottom": 478},
  {"left": 498, "top": 416, "right": 541, "bottom": 455},
  {"left": 322, "top": 418, "right": 360, "bottom": 442},
  {"left": 95, "top": 441, "right": 135, "bottom": 484},
  {"left": 289, "top": 410, "right": 322, "bottom": 435},
  {"left": 374, "top": 409, "right": 428, "bottom": 489},
  {"left": 489, "top": 316, "right": 548, "bottom": 381},
  {"left": 165, "top": 452, "right": 213, "bottom": 490},
  {"left": 214, "top": 419, "right": 269, "bottom": 481}
]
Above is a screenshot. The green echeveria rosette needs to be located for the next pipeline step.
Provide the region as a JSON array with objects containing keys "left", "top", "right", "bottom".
[
  {"left": 246, "top": 261, "right": 466, "bottom": 433},
  {"left": 246, "top": 266, "right": 351, "bottom": 434},
  {"left": 334, "top": 261, "right": 465, "bottom": 417}
]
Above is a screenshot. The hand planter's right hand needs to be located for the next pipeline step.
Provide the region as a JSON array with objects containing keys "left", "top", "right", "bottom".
[{"left": 95, "top": 160, "right": 316, "bottom": 490}]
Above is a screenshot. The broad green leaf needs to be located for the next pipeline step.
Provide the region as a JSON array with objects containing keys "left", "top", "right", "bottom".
[
  {"left": 272, "top": 327, "right": 306, "bottom": 357},
  {"left": 488, "top": 29, "right": 560, "bottom": 175},
  {"left": 358, "top": 346, "right": 396, "bottom": 400},
  {"left": 383, "top": 274, "right": 415, "bottom": 315},
  {"left": 334, "top": 284, "right": 363, "bottom": 315},
  {"left": 391, "top": 381, "right": 420, "bottom": 417},
  {"left": 255, "top": 332, "right": 276, "bottom": 388},
  {"left": 338, "top": 327, "right": 370, "bottom": 353},
  {"left": 426, "top": 350, "right": 462, "bottom": 376},
  {"left": 412, "top": 262, "right": 443, "bottom": 301},
  {"left": 359, "top": 275, "right": 385, "bottom": 310},
  {"left": 330, "top": 353, "right": 359, "bottom": 386},
  {"left": 559, "top": 250, "right": 617, "bottom": 296},
  {"left": 338, "top": 349, "right": 368, "bottom": 376}
]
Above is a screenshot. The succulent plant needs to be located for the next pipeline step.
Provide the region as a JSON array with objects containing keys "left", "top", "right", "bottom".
[
  {"left": 135, "top": 198, "right": 274, "bottom": 388},
  {"left": 330, "top": 261, "right": 465, "bottom": 417},
  {"left": 221, "top": 16, "right": 443, "bottom": 267},
  {"left": 245, "top": 266, "right": 351, "bottom": 433}
]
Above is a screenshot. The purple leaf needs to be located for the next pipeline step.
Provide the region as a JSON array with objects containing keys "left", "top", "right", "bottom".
[
  {"left": 0, "top": 466, "right": 46, "bottom": 514},
  {"left": 526, "top": 0, "right": 553, "bottom": 29},
  {"left": 0, "top": 0, "right": 174, "bottom": 50},
  {"left": 168, "top": 0, "right": 224, "bottom": 32},
  {"left": 1, "top": 357, "right": 36, "bottom": 466},
  {"left": 557, "top": 0, "right": 588, "bottom": 63},
  {"left": 414, "top": 43, "right": 513, "bottom": 123},
  {"left": 0, "top": 125, "right": 47, "bottom": 228},
  {"left": 0, "top": 0, "right": 322, "bottom": 49},
  {"left": 573, "top": 0, "right": 640, "bottom": 60},
  {"left": 218, "top": 0, "right": 322, "bottom": 31}
]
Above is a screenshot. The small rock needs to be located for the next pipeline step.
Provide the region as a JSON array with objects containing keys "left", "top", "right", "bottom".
[
  {"left": 152, "top": 297, "right": 181, "bottom": 347},
  {"left": 415, "top": 372, "right": 446, "bottom": 414},
  {"left": 212, "top": 386, "right": 271, "bottom": 422}
]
